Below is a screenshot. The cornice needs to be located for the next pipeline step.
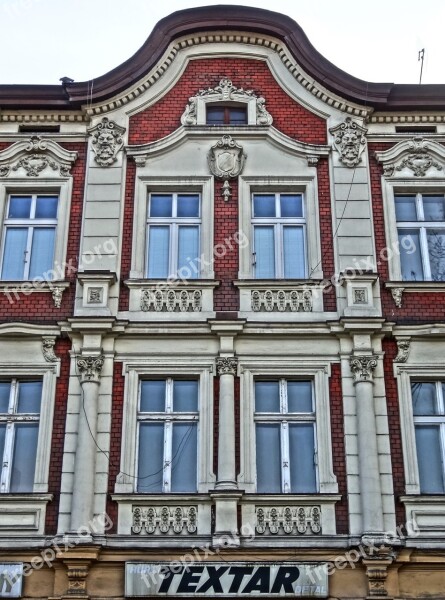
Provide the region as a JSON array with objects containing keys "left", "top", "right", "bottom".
[{"left": 0, "top": 6, "right": 443, "bottom": 114}]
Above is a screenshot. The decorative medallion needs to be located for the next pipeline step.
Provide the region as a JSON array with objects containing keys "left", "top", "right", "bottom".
[
  {"left": 88, "top": 117, "right": 126, "bottom": 167},
  {"left": 329, "top": 117, "right": 367, "bottom": 168},
  {"left": 208, "top": 135, "right": 246, "bottom": 200},
  {"left": 181, "top": 78, "right": 273, "bottom": 126}
]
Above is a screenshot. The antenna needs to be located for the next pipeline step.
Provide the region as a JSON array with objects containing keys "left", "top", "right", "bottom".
[{"left": 418, "top": 48, "right": 425, "bottom": 84}]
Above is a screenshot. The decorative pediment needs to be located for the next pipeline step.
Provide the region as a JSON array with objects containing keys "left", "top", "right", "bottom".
[
  {"left": 329, "top": 117, "right": 367, "bottom": 168},
  {"left": 181, "top": 78, "right": 273, "bottom": 126},
  {"left": 0, "top": 136, "right": 78, "bottom": 178},
  {"left": 375, "top": 137, "right": 445, "bottom": 178}
]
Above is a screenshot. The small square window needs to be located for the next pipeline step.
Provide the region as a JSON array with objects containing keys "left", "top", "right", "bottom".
[{"left": 206, "top": 105, "right": 248, "bottom": 125}]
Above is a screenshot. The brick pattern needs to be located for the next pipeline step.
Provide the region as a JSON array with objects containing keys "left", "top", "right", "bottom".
[
  {"left": 329, "top": 363, "right": 348, "bottom": 534},
  {"left": 382, "top": 339, "right": 406, "bottom": 527},
  {"left": 45, "top": 338, "right": 71, "bottom": 534},
  {"left": 214, "top": 180, "right": 239, "bottom": 311},
  {"left": 317, "top": 157, "right": 337, "bottom": 312},
  {"left": 129, "top": 58, "right": 327, "bottom": 145},
  {"left": 119, "top": 160, "right": 136, "bottom": 311},
  {"left": 106, "top": 362, "right": 125, "bottom": 532},
  {"left": 369, "top": 142, "right": 445, "bottom": 323},
  {"left": 0, "top": 141, "right": 87, "bottom": 323}
]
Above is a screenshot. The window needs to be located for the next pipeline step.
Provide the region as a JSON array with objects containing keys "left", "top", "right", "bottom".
[
  {"left": 252, "top": 193, "right": 306, "bottom": 278},
  {"left": 146, "top": 193, "right": 201, "bottom": 279},
  {"left": 254, "top": 380, "right": 317, "bottom": 493},
  {"left": 412, "top": 381, "right": 445, "bottom": 493},
  {"left": 0, "top": 194, "right": 58, "bottom": 280},
  {"left": 0, "top": 380, "right": 41, "bottom": 493},
  {"left": 396, "top": 193, "right": 445, "bottom": 281},
  {"left": 206, "top": 105, "right": 247, "bottom": 125},
  {"left": 137, "top": 379, "right": 198, "bottom": 493}
]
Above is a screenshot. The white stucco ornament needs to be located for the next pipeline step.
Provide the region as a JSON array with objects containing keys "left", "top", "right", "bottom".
[
  {"left": 88, "top": 117, "right": 126, "bottom": 167},
  {"left": 208, "top": 135, "right": 246, "bottom": 200},
  {"left": 329, "top": 117, "right": 367, "bottom": 168}
]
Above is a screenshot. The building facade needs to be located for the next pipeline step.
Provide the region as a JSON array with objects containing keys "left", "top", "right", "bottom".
[{"left": 0, "top": 5, "right": 445, "bottom": 599}]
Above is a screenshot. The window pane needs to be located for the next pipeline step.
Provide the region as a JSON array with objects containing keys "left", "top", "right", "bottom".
[
  {"left": 229, "top": 107, "right": 247, "bottom": 125},
  {"left": 415, "top": 425, "right": 445, "bottom": 493},
  {"left": 1, "top": 228, "right": 28, "bottom": 280},
  {"left": 256, "top": 424, "right": 281, "bottom": 492},
  {"left": 150, "top": 195, "right": 172, "bottom": 218},
  {"left": 280, "top": 194, "right": 303, "bottom": 218},
  {"left": 177, "top": 226, "right": 199, "bottom": 278},
  {"left": 173, "top": 381, "right": 198, "bottom": 412},
  {"left": 427, "top": 229, "right": 445, "bottom": 281},
  {"left": 10, "top": 424, "right": 39, "bottom": 492},
  {"left": 206, "top": 107, "right": 225, "bottom": 125},
  {"left": 137, "top": 423, "right": 164, "bottom": 492},
  {"left": 8, "top": 196, "right": 31, "bottom": 219},
  {"left": 283, "top": 226, "right": 305, "bottom": 278},
  {"left": 395, "top": 196, "right": 417, "bottom": 221},
  {"left": 35, "top": 196, "right": 58, "bottom": 219},
  {"left": 423, "top": 196, "right": 445, "bottom": 222},
  {"left": 29, "top": 228, "right": 55, "bottom": 279},
  {"left": 398, "top": 230, "right": 424, "bottom": 281},
  {"left": 255, "top": 381, "right": 280, "bottom": 412},
  {"left": 177, "top": 195, "right": 200, "bottom": 218},
  {"left": 140, "top": 380, "right": 165, "bottom": 412},
  {"left": 289, "top": 423, "right": 317, "bottom": 493},
  {"left": 287, "top": 381, "right": 313, "bottom": 413},
  {"left": 412, "top": 382, "right": 438, "bottom": 416},
  {"left": 147, "top": 226, "right": 170, "bottom": 278},
  {"left": 17, "top": 381, "right": 42, "bottom": 413},
  {"left": 171, "top": 422, "right": 197, "bottom": 492},
  {"left": 0, "top": 425, "right": 5, "bottom": 465},
  {"left": 0, "top": 383, "right": 10, "bottom": 413},
  {"left": 253, "top": 195, "right": 276, "bottom": 218},
  {"left": 254, "top": 226, "right": 275, "bottom": 278}
]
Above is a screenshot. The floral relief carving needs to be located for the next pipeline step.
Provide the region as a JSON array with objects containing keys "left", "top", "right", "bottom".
[
  {"left": 141, "top": 289, "right": 202, "bottom": 312},
  {"left": 376, "top": 137, "right": 445, "bottom": 179},
  {"left": 350, "top": 355, "right": 378, "bottom": 383},
  {"left": 329, "top": 117, "right": 367, "bottom": 168},
  {"left": 251, "top": 289, "right": 313, "bottom": 312},
  {"left": 131, "top": 506, "right": 198, "bottom": 535},
  {"left": 181, "top": 78, "right": 273, "bottom": 126},
  {"left": 0, "top": 136, "right": 78, "bottom": 178},
  {"left": 76, "top": 355, "right": 104, "bottom": 383},
  {"left": 42, "top": 337, "right": 58, "bottom": 363},
  {"left": 394, "top": 340, "right": 410, "bottom": 363},
  {"left": 88, "top": 117, "right": 126, "bottom": 167},
  {"left": 216, "top": 357, "right": 238, "bottom": 376},
  {"left": 255, "top": 506, "right": 321, "bottom": 535}
]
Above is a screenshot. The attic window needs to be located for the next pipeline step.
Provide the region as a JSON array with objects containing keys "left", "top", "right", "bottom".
[
  {"left": 395, "top": 126, "right": 437, "bottom": 134},
  {"left": 19, "top": 125, "right": 61, "bottom": 133},
  {"left": 206, "top": 105, "right": 248, "bottom": 126}
]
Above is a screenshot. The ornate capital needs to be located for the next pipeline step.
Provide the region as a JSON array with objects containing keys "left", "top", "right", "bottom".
[
  {"left": 216, "top": 357, "right": 238, "bottom": 377},
  {"left": 88, "top": 117, "right": 126, "bottom": 167},
  {"left": 42, "top": 337, "right": 58, "bottom": 363},
  {"left": 77, "top": 355, "right": 104, "bottom": 383},
  {"left": 350, "top": 355, "right": 378, "bottom": 383},
  {"left": 329, "top": 117, "right": 367, "bottom": 168},
  {"left": 394, "top": 340, "right": 410, "bottom": 363}
]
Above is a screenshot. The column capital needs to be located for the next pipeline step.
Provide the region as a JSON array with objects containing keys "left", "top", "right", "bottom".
[
  {"left": 216, "top": 356, "right": 238, "bottom": 377},
  {"left": 350, "top": 355, "right": 378, "bottom": 383},
  {"left": 77, "top": 355, "right": 104, "bottom": 383}
]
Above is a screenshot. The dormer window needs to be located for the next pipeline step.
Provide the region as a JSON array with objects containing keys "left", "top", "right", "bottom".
[{"left": 206, "top": 105, "right": 248, "bottom": 126}]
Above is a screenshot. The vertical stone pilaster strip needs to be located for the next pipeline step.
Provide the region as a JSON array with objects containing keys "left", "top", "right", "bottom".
[{"left": 215, "top": 357, "right": 238, "bottom": 489}]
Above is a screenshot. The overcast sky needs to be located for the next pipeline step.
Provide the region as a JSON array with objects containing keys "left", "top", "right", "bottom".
[{"left": 1, "top": 0, "right": 444, "bottom": 86}]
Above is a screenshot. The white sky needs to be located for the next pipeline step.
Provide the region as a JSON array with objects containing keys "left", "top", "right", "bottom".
[{"left": 1, "top": 0, "right": 444, "bottom": 86}]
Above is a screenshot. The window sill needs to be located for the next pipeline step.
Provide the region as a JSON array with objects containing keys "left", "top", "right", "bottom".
[
  {"left": 241, "top": 494, "right": 341, "bottom": 538},
  {"left": 234, "top": 279, "right": 327, "bottom": 318},
  {"left": 123, "top": 279, "right": 219, "bottom": 320},
  {"left": 400, "top": 495, "right": 445, "bottom": 539},
  {"left": 0, "top": 280, "right": 70, "bottom": 307},
  {"left": 0, "top": 493, "right": 53, "bottom": 536},
  {"left": 386, "top": 281, "right": 445, "bottom": 292}
]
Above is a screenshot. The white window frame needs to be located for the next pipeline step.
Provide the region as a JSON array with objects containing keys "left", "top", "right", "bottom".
[
  {"left": 0, "top": 180, "right": 73, "bottom": 283},
  {"left": 239, "top": 359, "right": 338, "bottom": 494},
  {"left": 239, "top": 177, "right": 323, "bottom": 280},
  {"left": 252, "top": 193, "right": 307, "bottom": 279},
  {"left": 115, "top": 359, "right": 215, "bottom": 494},
  {"left": 396, "top": 363, "right": 445, "bottom": 494},
  {"left": 0, "top": 365, "right": 58, "bottom": 494},
  {"left": 394, "top": 192, "right": 445, "bottom": 281},
  {"left": 254, "top": 378, "right": 317, "bottom": 493},
  {"left": 131, "top": 177, "right": 214, "bottom": 279},
  {"left": 382, "top": 179, "right": 445, "bottom": 282},
  {"left": 136, "top": 378, "right": 199, "bottom": 493},
  {"left": 0, "top": 193, "right": 58, "bottom": 281},
  {"left": 146, "top": 192, "right": 201, "bottom": 279}
]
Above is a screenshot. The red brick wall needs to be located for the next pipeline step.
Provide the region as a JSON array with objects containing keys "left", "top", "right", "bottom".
[
  {"left": 106, "top": 362, "right": 125, "bottom": 532},
  {"left": 382, "top": 339, "right": 406, "bottom": 527},
  {"left": 214, "top": 180, "right": 239, "bottom": 312},
  {"left": 369, "top": 142, "right": 445, "bottom": 323},
  {"left": 119, "top": 161, "right": 136, "bottom": 311},
  {"left": 0, "top": 141, "right": 87, "bottom": 323},
  {"left": 318, "top": 157, "right": 337, "bottom": 312},
  {"left": 129, "top": 58, "right": 327, "bottom": 145},
  {"left": 45, "top": 338, "right": 71, "bottom": 534},
  {"left": 329, "top": 363, "right": 349, "bottom": 534}
]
